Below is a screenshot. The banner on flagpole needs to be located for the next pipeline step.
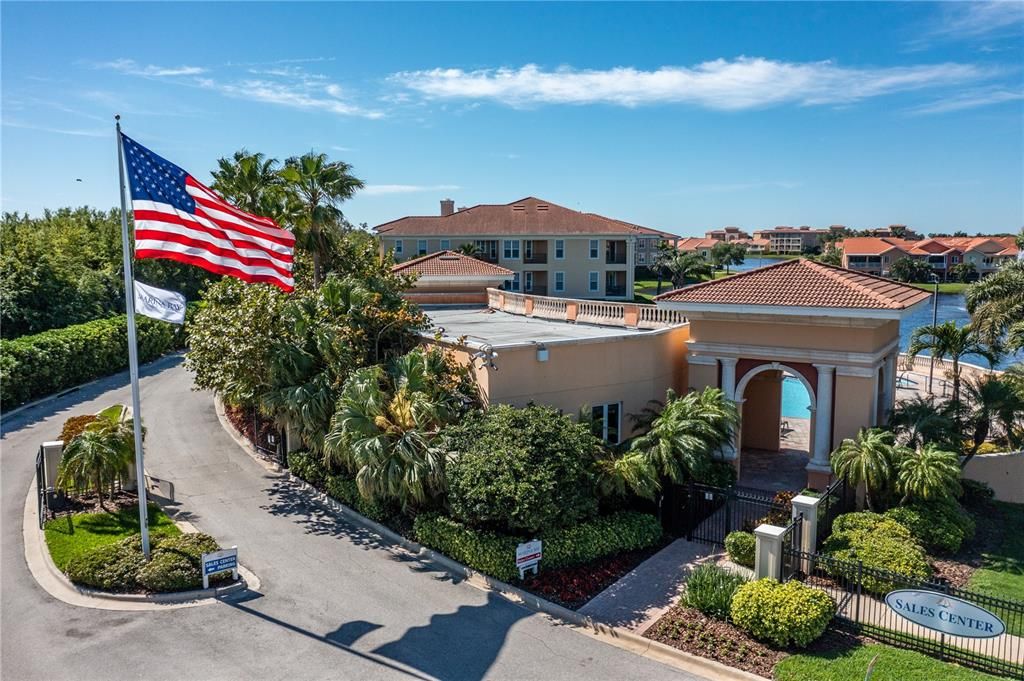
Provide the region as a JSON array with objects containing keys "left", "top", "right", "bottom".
[{"left": 134, "top": 280, "right": 186, "bottom": 324}]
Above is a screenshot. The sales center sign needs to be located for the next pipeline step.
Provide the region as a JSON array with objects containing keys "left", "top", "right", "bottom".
[{"left": 885, "top": 589, "right": 1006, "bottom": 638}]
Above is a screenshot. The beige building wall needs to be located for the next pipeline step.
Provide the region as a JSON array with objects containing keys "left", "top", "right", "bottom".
[
  {"left": 961, "top": 452, "right": 1024, "bottom": 503},
  {"left": 742, "top": 371, "right": 783, "bottom": 451},
  {"left": 427, "top": 326, "right": 689, "bottom": 440},
  {"left": 689, "top": 319, "right": 899, "bottom": 355},
  {"left": 380, "top": 235, "right": 635, "bottom": 300},
  {"left": 832, "top": 373, "right": 876, "bottom": 449}
]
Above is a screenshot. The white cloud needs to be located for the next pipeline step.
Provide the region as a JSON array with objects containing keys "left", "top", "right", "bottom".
[
  {"left": 389, "top": 58, "right": 999, "bottom": 111},
  {"left": 919, "top": 1, "right": 1024, "bottom": 43},
  {"left": 2, "top": 119, "right": 106, "bottom": 137},
  {"left": 906, "top": 88, "right": 1024, "bottom": 115},
  {"left": 97, "top": 58, "right": 206, "bottom": 77},
  {"left": 201, "top": 78, "right": 384, "bottom": 119},
  {"left": 362, "top": 184, "right": 460, "bottom": 196}
]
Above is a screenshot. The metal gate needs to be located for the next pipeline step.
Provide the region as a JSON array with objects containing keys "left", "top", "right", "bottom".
[
  {"left": 251, "top": 407, "right": 286, "bottom": 466},
  {"left": 35, "top": 445, "right": 48, "bottom": 528},
  {"left": 671, "top": 483, "right": 785, "bottom": 546}
]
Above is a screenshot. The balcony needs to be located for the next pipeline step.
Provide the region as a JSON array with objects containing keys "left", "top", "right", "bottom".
[
  {"left": 605, "top": 286, "right": 627, "bottom": 297},
  {"left": 524, "top": 240, "right": 548, "bottom": 264},
  {"left": 605, "top": 240, "right": 628, "bottom": 265}
]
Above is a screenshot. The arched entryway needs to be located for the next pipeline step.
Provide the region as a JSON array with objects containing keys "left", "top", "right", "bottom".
[{"left": 735, "top": 362, "right": 816, "bottom": 493}]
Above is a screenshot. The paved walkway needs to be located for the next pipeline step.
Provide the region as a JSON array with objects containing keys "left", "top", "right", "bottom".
[
  {"left": 578, "top": 539, "right": 720, "bottom": 633},
  {"left": 2, "top": 360, "right": 703, "bottom": 681}
]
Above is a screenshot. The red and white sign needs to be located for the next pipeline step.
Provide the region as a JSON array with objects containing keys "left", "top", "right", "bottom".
[{"left": 516, "top": 540, "right": 542, "bottom": 569}]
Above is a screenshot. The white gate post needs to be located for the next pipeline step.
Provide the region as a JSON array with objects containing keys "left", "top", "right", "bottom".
[{"left": 754, "top": 524, "right": 786, "bottom": 580}]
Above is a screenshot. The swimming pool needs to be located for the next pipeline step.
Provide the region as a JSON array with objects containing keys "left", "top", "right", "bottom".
[{"left": 781, "top": 375, "right": 812, "bottom": 418}]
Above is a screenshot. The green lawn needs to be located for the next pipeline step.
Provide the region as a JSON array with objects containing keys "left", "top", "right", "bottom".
[
  {"left": 909, "top": 282, "right": 969, "bottom": 294},
  {"left": 969, "top": 502, "right": 1024, "bottom": 621},
  {"left": 775, "top": 642, "right": 1003, "bottom": 681},
  {"left": 44, "top": 504, "right": 180, "bottom": 570}
]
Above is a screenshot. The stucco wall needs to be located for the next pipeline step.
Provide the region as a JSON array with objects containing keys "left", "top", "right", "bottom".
[
  {"left": 962, "top": 452, "right": 1024, "bottom": 503},
  {"left": 688, "top": 319, "right": 899, "bottom": 355},
  {"left": 832, "top": 373, "right": 876, "bottom": 449},
  {"left": 742, "top": 370, "right": 782, "bottom": 451}
]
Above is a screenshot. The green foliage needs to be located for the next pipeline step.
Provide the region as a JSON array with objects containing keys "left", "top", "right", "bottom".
[
  {"left": 776, "top": 641, "right": 1004, "bottom": 681},
  {"left": 683, "top": 563, "right": 749, "bottom": 620},
  {"left": 729, "top": 578, "right": 835, "bottom": 648},
  {"left": 1, "top": 312, "right": 183, "bottom": 409},
  {"left": 888, "top": 397, "right": 960, "bottom": 451},
  {"left": 966, "top": 259, "right": 1024, "bottom": 353},
  {"left": 413, "top": 512, "right": 662, "bottom": 583},
  {"left": 895, "top": 444, "right": 961, "bottom": 504},
  {"left": 65, "top": 532, "right": 221, "bottom": 593},
  {"left": 445, "top": 404, "right": 602, "bottom": 534},
  {"left": 662, "top": 251, "right": 713, "bottom": 287},
  {"left": 908, "top": 321, "right": 995, "bottom": 410},
  {"left": 950, "top": 262, "right": 977, "bottom": 283},
  {"left": 830, "top": 428, "right": 902, "bottom": 511},
  {"left": 958, "top": 479, "right": 995, "bottom": 508},
  {"left": 286, "top": 450, "right": 328, "bottom": 488},
  {"left": 324, "top": 474, "right": 391, "bottom": 523},
  {"left": 962, "top": 373, "right": 1024, "bottom": 458},
  {"left": 628, "top": 388, "right": 740, "bottom": 484},
  {"left": 44, "top": 503, "right": 179, "bottom": 571},
  {"left": 890, "top": 258, "right": 934, "bottom": 284},
  {"left": 710, "top": 241, "right": 746, "bottom": 273},
  {"left": 884, "top": 499, "right": 975, "bottom": 555},
  {"left": 695, "top": 459, "right": 738, "bottom": 488},
  {"left": 822, "top": 512, "right": 931, "bottom": 592},
  {"left": 59, "top": 414, "right": 98, "bottom": 444},
  {"left": 969, "top": 502, "right": 1024, "bottom": 635},
  {"left": 1, "top": 207, "right": 214, "bottom": 338},
  {"left": 725, "top": 531, "right": 756, "bottom": 568}
]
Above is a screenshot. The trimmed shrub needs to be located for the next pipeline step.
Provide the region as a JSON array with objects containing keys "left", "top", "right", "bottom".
[
  {"left": 64, "top": 532, "right": 220, "bottom": 593},
  {"left": 1, "top": 311, "right": 189, "bottom": 410},
  {"left": 287, "top": 450, "right": 327, "bottom": 488},
  {"left": 414, "top": 511, "right": 662, "bottom": 583},
  {"left": 65, "top": 535, "right": 146, "bottom": 591},
  {"left": 695, "top": 459, "right": 738, "bottom": 488},
  {"left": 445, "top": 405, "right": 602, "bottom": 535},
  {"left": 59, "top": 414, "right": 98, "bottom": 444},
  {"left": 958, "top": 479, "right": 995, "bottom": 508},
  {"left": 324, "top": 474, "right": 391, "bottom": 524},
  {"left": 884, "top": 499, "right": 975, "bottom": 555},
  {"left": 683, "top": 564, "right": 749, "bottom": 620},
  {"left": 822, "top": 512, "right": 931, "bottom": 592},
  {"left": 730, "top": 578, "right": 835, "bottom": 648},
  {"left": 725, "top": 531, "right": 756, "bottom": 569}
]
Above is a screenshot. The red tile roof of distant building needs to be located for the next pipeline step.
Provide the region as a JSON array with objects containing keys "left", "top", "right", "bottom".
[{"left": 392, "top": 250, "right": 515, "bottom": 278}]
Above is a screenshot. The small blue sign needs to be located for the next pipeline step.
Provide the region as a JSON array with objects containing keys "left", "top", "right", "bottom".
[{"left": 202, "top": 548, "right": 238, "bottom": 576}]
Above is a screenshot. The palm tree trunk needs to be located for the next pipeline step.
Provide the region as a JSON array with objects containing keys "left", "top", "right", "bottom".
[{"left": 313, "top": 251, "right": 322, "bottom": 287}]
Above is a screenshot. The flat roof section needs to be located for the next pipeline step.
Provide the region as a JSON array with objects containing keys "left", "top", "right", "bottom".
[{"left": 423, "top": 307, "right": 655, "bottom": 349}]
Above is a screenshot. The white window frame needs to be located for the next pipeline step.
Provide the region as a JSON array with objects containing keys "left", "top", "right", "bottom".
[
  {"left": 503, "top": 239, "right": 521, "bottom": 260},
  {"left": 394, "top": 240, "right": 403, "bottom": 256},
  {"left": 554, "top": 271, "right": 565, "bottom": 292},
  {"left": 555, "top": 239, "right": 565, "bottom": 260},
  {"left": 440, "top": 239, "right": 450, "bottom": 250},
  {"left": 417, "top": 239, "right": 428, "bottom": 255},
  {"left": 638, "top": 252, "right": 646, "bottom": 264},
  {"left": 588, "top": 271, "right": 599, "bottom": 292},
  {"left": 591, "top": 402, "right": 622, "bottom": 444},
  {"left": 589, "top": 239, "right": 600, "bottom": 259},
  {"left": 524, "top": 271, "right": 534, "bottom": 292}
]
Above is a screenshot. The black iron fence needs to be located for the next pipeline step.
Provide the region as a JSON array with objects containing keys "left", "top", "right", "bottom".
[
  {"left": 250, "top": 406, "right": 286, "bottom": 466},
  {"left": 782, "top": 548, "right": 1024, "bottom": 678},
  {"left": 815, "top": 477, "right": 855, "bottom": 549},
  {"left": 779, "top": 513, "right": 804, "bottom": 582},
  {"left": 677, "top": 483, "right": 788, "bottom": 546},
  {"left": 35, "top": 446, "right": 48, "bottom": 528}
]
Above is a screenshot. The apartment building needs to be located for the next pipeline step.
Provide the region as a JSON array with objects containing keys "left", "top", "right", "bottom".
[
  {"left": 704, "top": 226, "right": 751, "bottom": 242},
  {"left": 375, "top": 197, "right": 651, "bottom": 299},
  {"left": 837, "top": 235, "right": 1019, "bottom": 280},
  {"left": 753, "top": 226, "right": 840, "bottom": 254}
]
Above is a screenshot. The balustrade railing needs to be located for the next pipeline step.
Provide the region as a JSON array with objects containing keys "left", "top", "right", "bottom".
[
  {"left": 638, "top": 306, "right": 687, "bottom": 329},
  {"left": 485, "top": 288, "right": 686, "bottom": 330}
]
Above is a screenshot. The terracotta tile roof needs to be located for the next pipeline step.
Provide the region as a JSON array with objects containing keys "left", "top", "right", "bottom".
[
  {"left": 375, "top": 197, "right": 657, "bottom": 237},
  {"left": 392, "top": 251, "right": 514, "bottom": 278},
  {"left": 676, "top": 237, "right": 720, "bottom": 251},
  {"left": 836, "top": 237, "right": 914, "bottom": 255},
  {"left": 654, "top": 258, "right": 932, "bottom": 310}
]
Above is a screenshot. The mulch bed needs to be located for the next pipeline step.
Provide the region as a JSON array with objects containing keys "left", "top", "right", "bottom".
[
  {"left": 644, "top": 604, "right": 787, "bottom": 678},
  {"left": 928, "top": 499, "right": 1005, "bottom": 587},
  {"left": 47, "top": 490, "right": 140, "bottom": 518},
  {"left": 518, "top": 543, "right": 668, "bottom": 610}
]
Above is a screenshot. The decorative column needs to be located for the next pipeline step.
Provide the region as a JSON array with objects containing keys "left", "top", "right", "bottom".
[
  {"left": 881, "top": 353, "right": 896, "bottom": 422},
  {"left": 807, "top": 364, "right": 835, "bottom": 487},
  {"left": 720, "top": 358, "right": 739, "bottom": 462}
]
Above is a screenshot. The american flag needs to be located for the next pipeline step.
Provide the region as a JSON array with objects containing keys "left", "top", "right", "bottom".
[{"left": 122, "top": 133, "right": 295, "bottom": 292}]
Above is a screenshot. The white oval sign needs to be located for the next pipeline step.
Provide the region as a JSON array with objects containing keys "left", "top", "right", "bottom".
[{"left": 885, "top": 589, "right": 1005, "bottom": 638}]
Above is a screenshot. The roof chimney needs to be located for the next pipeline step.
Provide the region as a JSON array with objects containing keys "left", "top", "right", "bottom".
[{"left": 440, "top": 199, "right": 455, "bottom": 217}]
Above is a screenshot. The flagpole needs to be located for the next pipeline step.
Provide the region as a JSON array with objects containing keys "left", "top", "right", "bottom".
[{"left": 115, "top": 115, "right": 151, "bottom": 560}]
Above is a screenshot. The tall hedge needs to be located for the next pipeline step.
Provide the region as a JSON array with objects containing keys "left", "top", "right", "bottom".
[{"left": 1, "top": 310, "right": 190, "bottom": 410}]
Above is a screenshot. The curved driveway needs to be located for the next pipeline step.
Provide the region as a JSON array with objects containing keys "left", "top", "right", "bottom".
[{"left": 2, "top": 358, "right": 699, "bottom": 681}]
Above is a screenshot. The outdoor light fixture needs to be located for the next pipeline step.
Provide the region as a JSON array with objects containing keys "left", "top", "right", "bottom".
[{"left": 536, "top": 343, "right": 548, "bottom": 362}]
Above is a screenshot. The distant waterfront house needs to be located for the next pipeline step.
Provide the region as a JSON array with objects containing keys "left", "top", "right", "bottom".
[
  {"left": 752, "top": 225, "right": 841, "bottom": 254},
  {"left": 376, "top": 197, "right": 674, "bottom": 300},
  {"left": 837, "top": 235, "right": 1019, "bottom": 280},
  {"left": 704, "top": 226, "right": 751, "bottom": 242}
]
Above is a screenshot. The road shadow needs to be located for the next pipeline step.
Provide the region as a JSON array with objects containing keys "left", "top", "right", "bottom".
[{"left": 1, "top": 353, "right": 186, "bottom": 437}]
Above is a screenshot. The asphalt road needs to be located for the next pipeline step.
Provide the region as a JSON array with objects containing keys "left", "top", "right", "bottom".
[{"left": 1, "top": 357, "right": 703, "bottom": 681}]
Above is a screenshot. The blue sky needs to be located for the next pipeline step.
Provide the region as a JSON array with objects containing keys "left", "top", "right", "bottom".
[{"left": 2, "top": 2, "right": 1022, "bottom": 235}]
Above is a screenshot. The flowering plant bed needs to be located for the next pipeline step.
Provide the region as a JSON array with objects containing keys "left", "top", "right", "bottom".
[
  {"left": 518, "top": 545, "right": 666, "bottom": 610},
  {"left": 644, "top": 604, "right": 786, "bottom": 678}
]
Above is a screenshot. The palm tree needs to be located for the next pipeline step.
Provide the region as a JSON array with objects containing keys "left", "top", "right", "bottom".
[
  {"left": 908, "top": 321, "right": 995, "bottom": 408},
  {"left": 324, "top": 348, "right": 465, "bottom": 508},
  {"left": 457, "top": 242, "right": 480, "bottom": 257},
  {"left": 280, "top": 153, "right": 364, "bottom": 286},
  {"left": 962, "top": 374, "right": 1024, "bottom": 466},
  {"left": 662, "top": 251, "right": 713, "bottom": 289},
  {"left": 830, "top": 428, "right": 900, "bottom": 511},
  {"left": 896, "top": 444, "right": 961, "bottom": 504},
  {"left": 58, "top": 431, "right": 123, "bottom": 506},
  {"left": 966, "top": 260, "right": 1024, "bottom": 352},
  {"left": 210, "top": 150, "right": 288, "bottom": 218},
  {"left": 628, "top": 388, "right": 740, "bottom": 484},
  {"left": 888, "top": 397, "right": 958, "bottom": 450}
]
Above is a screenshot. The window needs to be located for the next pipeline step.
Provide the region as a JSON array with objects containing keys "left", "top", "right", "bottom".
[
  {"left": 588, "top": 271, "right": 599, "bottom": 292},
  {"left": 591, "top": 403, "right": 621, "bottom": 444},
  {"left": 504, "top": 272, "right": 521, "bottom": 291},
  {"left": 952, "top": 255, "right": 960, "bottom": 264},
  {"left": 524, "top": 271, "right": 534, "bottom": 292},
  {"left": 503, "top": 239, "right": 521, "bottom": 259},
  {"left": 524, "top": 241, "right": 534, "bottom": 260},
  {"left": 555, "top": 240, "right": 565, "bottom": 260},
  {"left": 554, "top": 271, "right": 565, "bottom": 292},
  {"left": 440, "top": 239, "right": 450, "bottom": 250},
  {"left": 638, "top": 252, "right": 646, "bottom": 264},
  {"left": 394, "top": 240, "right": 403, "bottom": 256},
  {"left": 589, "top": 239, "right": 600, "bottom": 259},
  {"left": 417, "top": 239, "right": 428, "bottom": 255}
]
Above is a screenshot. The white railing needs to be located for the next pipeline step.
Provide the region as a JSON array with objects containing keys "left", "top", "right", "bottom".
[
  {"left": 484, "top": 289, "right": 685, "bottom": 330},
  {"left": 638, "top": 306, "right": 687, "bottom": 329}
]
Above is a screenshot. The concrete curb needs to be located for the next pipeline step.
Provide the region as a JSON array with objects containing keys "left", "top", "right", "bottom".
[
  {"left": 23, "top": 477, "right": 260, "bottom": 611},
  {"left": 2, "top": 351, "right": 186, "bottom": 420},
  {"left": 214, "top": 393, "right": 766, "bottom": 680}
]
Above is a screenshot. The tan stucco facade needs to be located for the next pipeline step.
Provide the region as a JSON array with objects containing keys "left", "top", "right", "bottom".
[{"left": 962, "top": 452, "right": 1024, "bottom": 503}]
